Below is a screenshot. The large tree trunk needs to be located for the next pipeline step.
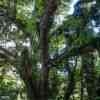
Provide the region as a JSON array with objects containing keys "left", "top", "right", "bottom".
[
  {"left": 39, "top": 13, "right": 49, "bottom": 100},
  {"left": 39, "top": 0, "right": 58, "bottom": 100},
  {"left": 82, "top": 53, "right": 96, "bottom": 100}
]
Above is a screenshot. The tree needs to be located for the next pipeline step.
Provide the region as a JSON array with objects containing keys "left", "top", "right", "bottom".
[{"left": 0, "top": 0, "right": 100, "bottom": 100}]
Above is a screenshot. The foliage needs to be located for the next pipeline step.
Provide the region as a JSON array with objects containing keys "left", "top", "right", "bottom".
[{"left": 0, "top": 0, "right": 100, "bottom": 100}]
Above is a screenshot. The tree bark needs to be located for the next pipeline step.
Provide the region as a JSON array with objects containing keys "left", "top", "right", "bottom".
[
  {"left": 64, "top": 58, "right": 77, "bottom": 100},
  {"left": 19, "top": 48, "right": 39, "bottom": 100},
  {"left": 82, "top": 53, "right": 96, "bottom": 100},
  {"left": 39, "top": 0, "right": 58, "bottom": 100},
  {"left": 80, "top": 66, "right": 84, "bottom": 100},
  {"left": 64, "top": 70, "right": 75, "bottom": 100}
]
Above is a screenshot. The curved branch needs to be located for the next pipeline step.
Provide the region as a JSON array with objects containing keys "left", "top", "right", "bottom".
[{"left": 0, "top": 46, "right": 16, "bottom": 62}]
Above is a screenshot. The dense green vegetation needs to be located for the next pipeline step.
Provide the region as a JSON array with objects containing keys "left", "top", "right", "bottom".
[{"left": 0, "top": 0, "right": 100, "bottom": 100}]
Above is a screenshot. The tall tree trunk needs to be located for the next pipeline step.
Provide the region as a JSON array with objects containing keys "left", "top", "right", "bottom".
[
  {"left": 39, "top": 0, "right": 58, "bottom": 100},
  {"left": 82, "top": 53, "right": 96, "bottom": 100},
  {"left": 19, "top": 48, "right": 39, "bottom": 100},
  {"left": 80, "top": 66, "right": 84, "bottom": 100},
  {"left": 40, "top": 13, "right": 49, "bottom": 100},
  {"left": 64, "top": 58, "right": 77, "bottom": 100},
  {"left": 64, "top": 70, "right": 75, "bottom": 100}
]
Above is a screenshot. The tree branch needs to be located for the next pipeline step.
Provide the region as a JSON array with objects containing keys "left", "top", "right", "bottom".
[
  {"left": 49, "top": 37, "right": 100, "bottom": 65},
  {"left": 0, "top": 46, "right": 16, "bottom": 62}
]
